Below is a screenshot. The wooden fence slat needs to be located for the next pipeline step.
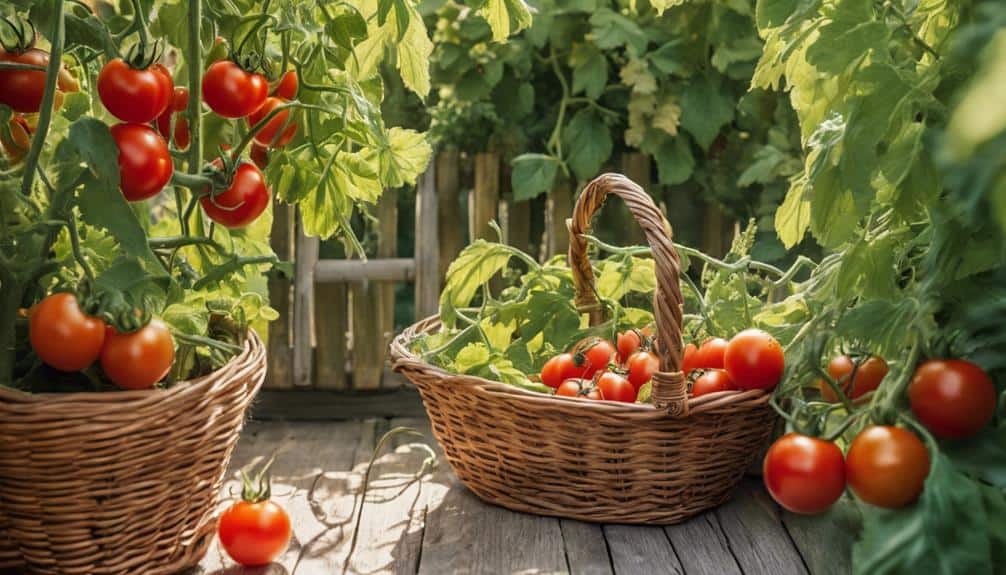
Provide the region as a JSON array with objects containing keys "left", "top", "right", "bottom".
[
  {"left": 315, "top": 259, "right": 415, "bottom": 283},
  {"left": 545, "top": 179, "right": 573, "bottom": 258},
  {"left": 470, "top": 152, "right": 500, "bottom": 243},
  {"left": 293, "top": 210, "right": 319, "bottom": 388},
  {"left": 266, "top": 200, "right": 294, "bottom": 389},
  {"left": 416, "top": 162, "right": 440, "bottom": 319},
  {"left": 313, "top": 281, "right": 348, "bottom": 390},
  {"left": 435, "top": 149, "right": 461, "bottom": 283}
]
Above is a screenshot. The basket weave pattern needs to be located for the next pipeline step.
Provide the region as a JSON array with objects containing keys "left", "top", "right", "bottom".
[
  {"left": 0, "top": 331, "right": 266, "bottom": 574},
  {"left": 391, "top": 173, "right": 777, "bottom": 524}
]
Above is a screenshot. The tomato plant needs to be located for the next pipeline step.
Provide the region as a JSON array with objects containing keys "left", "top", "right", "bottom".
[
  {"left": 245, "top": 96, "right": 296, "bottom": 147},
  {"left": 763, "top": 433, "right": 846, "bottom": 515},
  {"left": 97, "top": 58, "right": 173, "bottom": 123}
]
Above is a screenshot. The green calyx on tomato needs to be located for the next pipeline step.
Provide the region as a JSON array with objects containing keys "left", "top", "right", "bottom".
[
  {"left": 200, "top": 159, "right": 270, "bottom": 228},
  {"left": 219, "top": 456, "right": 291, "bottom": 567}
]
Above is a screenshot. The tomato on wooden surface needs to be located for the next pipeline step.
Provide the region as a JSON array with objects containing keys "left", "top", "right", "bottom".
[
  {"left": 272, "top": 70, "right": 298, "bottom": 100},
  {"left": 246, "top": 96, "right": 297, "bottom": 146},
  {"left": 110, "top": 123, "right": 173, "bottom": 201},
  {"left": 626, "top": 350, "right": 659, "bottom": 390},
  {"left": 845, "top": 425, "right": 929, "bottom": 509},
  {"left": 29, "top": 293, "right": 106, "bottom": 372},
  {"left": 724, "top": 329, "right": 784, "bottom": 390},
  {"left": 763, "top": 433, "right": 846, "bottom": 514},
  {"left": 97, "top": 58, "right": 173, "bottom": 123},
  {"left": 540, "top": 353, "right": 580, "bottom": 389},
  {"left": 100, "top": 319, "right": 175, "bottom": 390},
  {"left": 201, "top": 161, "right": 270, "bottom": 228},
  {"left": 219, "top": 499, "right": 291, "bottom": 567},
  {"left": 578, "top": 339, "right": 616, "bottom": 379},
  {"left": 819, "top": 355, "right": 888, "bottom": 402},
  {"left": 0, "top": 48, "right": 50, "bottom": 112},
  {"left": 691, "top": 369, "right": 734, "bottom": 397},
  {"left": 597, "top": 372, "right": 636, "bottom": 403},
  {"left": 202, "top": 60, "right": 269, "bottom": 118},
  {"left": 616, "top": 330, "right": 643, "bottom": 363},
  {"left": 681, "top": 342, "right": 698, "bottom": 374},
  {"left": 695, "top": 337, "right": 728, "bottom": 370},
  {"left": 908, "top": 359, "right": 997, "bottom": 439}
]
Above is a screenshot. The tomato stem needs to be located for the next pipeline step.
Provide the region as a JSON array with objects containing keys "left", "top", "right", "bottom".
[
  {"left": 186, "top": 0, "right": 203, "bottom": 187},
  {"left": 19, "top": 0, "right": 64, "bottom": 199}
]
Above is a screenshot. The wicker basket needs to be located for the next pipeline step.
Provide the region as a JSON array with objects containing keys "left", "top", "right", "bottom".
[
  {"left": 391, "top": 173, "right": 777, "bottom": 524},
  {"left": 0, "top": 330, "right": 266, "bottom": 574}
]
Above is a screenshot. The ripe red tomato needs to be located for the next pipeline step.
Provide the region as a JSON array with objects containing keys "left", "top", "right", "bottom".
[
  {"left": 171, "top": 86, "right": 189, "bottom": 111},
  {"left": 29, "top": 293, "right": 106, "bottom": 372},
  {"left": 819, "top": 355, "right": 888, "bottom": 402},
  {"left": 724, "top": 329, "right": 784, "bottom": 390},
  {"left": 691, "top": 369, "right": 734, "bottom": 397},
  {"left": 597, "top": 372, "right": 636, "bottom": 403},
  {"left": 97, "top": 58, "right": 173, "bottom": 123},
  {"left": 273, "top": 70, "right": 298, "bottom": 100},
  {"left": 201, "top": 161, "right": 270, "bottom": 228},
  {"left": 250, "top": 141, "right": 269, "bottom": 169},
  {"left": 579, "top": 340, "right": 616, "bottom": 379},
  {"left": 202, "top": 60, "right": 269, "bottom": 118},
  {"left": 219, "top": 499, "right": 291, "bottom": 567},
  {"left": 1, "top": 115, "right": 32, "bottom": 163},
  {"left": 616, "top": 330, "right": 643, "bottom": 363},
  {"left": 846, "top": 425, "right": 929, "bottom": 508},
  {"left": 626, "top": 350, "right": 659, "bottom": 390},
  {"left": 540, "top": 353, "right": 580, "bottom": 389},
  {"left": 246, "top": 96, "right": 297, "bottom": 146},
  {"left": 681, "top": 342, "right": 698, "bottom": 374},
  {"left": 0, "top": 48, "right": 50, "bottom": 113},
  {"left": 695, "top": 337, "right": 728, "bottom": 370},
  {"left": 110, "top": 123, "right": 173, "bottom": 201},
  {"left": 908, "top": 359, "right": 997, "bottom": 439},
  {"left": 556, "top": 378, "right": 597, "bottom": 399},
  {"left": 763, "top": 433, "right": 846, "bottom": 514},
  {"left": 100, "top": 319, "right": 175, "bottom": 390},
  {"left": 173, "top": 116, "right": 190, "bottom": 150}
]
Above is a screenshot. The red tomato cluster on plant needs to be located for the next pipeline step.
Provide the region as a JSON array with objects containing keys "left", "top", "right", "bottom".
[
  {"left": 818, "top": 355, "right": 888, "bottom": 403},
  {"left": 28, "top": 293, "right": 175, "bottom": 390},
  {"left": 0, "top": 46, "right": 78, "bottom": 113}
]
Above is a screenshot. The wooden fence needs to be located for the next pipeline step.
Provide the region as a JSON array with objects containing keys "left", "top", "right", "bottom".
[{"left": 263, "top": 151, "right": 734, "bottom": 390}]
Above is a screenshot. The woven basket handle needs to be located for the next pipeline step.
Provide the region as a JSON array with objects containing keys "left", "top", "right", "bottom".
[{"left": 568, "top": 173, "right": 688, "bottom": 415}]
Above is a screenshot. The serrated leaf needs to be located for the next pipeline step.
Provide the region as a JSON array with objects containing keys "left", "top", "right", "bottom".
[
  {"left": 590, "top": 8, "right": 648, "bottom": 55},
  {"left": 373, "top": 127, "right": 432, "bottom": 188},
  {"left": 563, "top": 109, "right": 612, "bottom": 182},
  {"left": 775, "top": 178, "right": 811, "bottom": 248},
  {"left": 511, "top": 153, "right": 560, "bottom": 201},
  {"left": 440, "top": 240, "right": 514, "bottom": 327},
  {"left": 596, "top": 257, "right": 656, "bottom": 300},
  {"left": 679, "top": 72, "right": 735, "bottom": 149},
  {"left": 480, "top": 0, "right": 533, "bottom": 42},
  {"left": 570, "top": 42, "right": 608, "bottom": 100}
]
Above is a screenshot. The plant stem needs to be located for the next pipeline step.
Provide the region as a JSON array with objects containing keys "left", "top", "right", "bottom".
[
  {"left": 67, "top": 210, "right": 95, "bottom": 281},
  {"left": 0, "top": 62, "right": 47, "bottom": 71},
  {"left": 19, "top": 0, "right": 65, "bottom": 199},
  {"left": 171, "top": 170, "right": 214, "bottom": 189},
  {"left": 149, "top": 235, "right": 226, "bottom": 253},
  {"left": 187, "top": 0, "right": 203, "bottom": 181}
]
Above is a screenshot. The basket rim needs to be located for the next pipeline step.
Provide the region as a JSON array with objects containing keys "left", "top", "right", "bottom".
[
  {"left": 390, "top": 315, "right": 772, "bottom": 418},
  {"left": 0, "top": 328, "right": 264, "bottom": 407}
]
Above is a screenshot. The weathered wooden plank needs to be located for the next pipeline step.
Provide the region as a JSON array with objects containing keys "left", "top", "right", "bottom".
[
  {"left": 250, "top": 387, "right": 427, "bottom": 421},
  {"left": 603, "top": 524, "right": 683, "bottom": 575},
  {"left": 313, "top": 281, "right": 348, "bottom": 390},
  {"left": 715, "top": 480, "right": 809, "bottom": 575},
  {"left": 377, "top": 192, "right": 398, "bottom": 390},
  {"left": 781, "top": 501, "right": 858, "bottom": 575},
  {"left": 315, "top": 259, "right": 415, "bottom": 283},
  {"left": 435, "top": 149, "right": 462, "bottom": 283},
  {"left": 415, "top": 163, "right": 441, "bottom": 319},
  {"left": 470, "top": 152, "right": 500, "bottom": 243},
  {"left": 561, "top": 520, "right": 613, "bottom": 575},
  {"left": 663, "top": 514, "right": 743, "bottom": 575},
  {"left": 546, "top": 179, "right": 573, "bottom": 258},
  {"left": 194, "top": 420, "right": 375, "bottom": 574},
  {"left": 293, "top": 211, "right": 319, "bottom": 388},
  {"left": 266, "top": 200, "right": 294, "bottom": 389}
]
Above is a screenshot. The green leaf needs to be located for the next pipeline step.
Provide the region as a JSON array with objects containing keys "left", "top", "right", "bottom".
[
  {"left": 836, "top": 236, "right": 898, "bottom": 300},
  {"left": 944, "top": 424, "right": 1006, "bottom": 488},
  {"left": 649, "top": 0, "right": 684, "bottom": 16},
  {"left": 646, "top": 134, "right": 694, "bottom": 186},
  {"left": 374, "top": 127, "right": 433, "bottom": 188},
  {"left": 563, "top": 109, "right": 612, "bottom": 182},
  {"left": 596, "top": 257, "right": 656, "bottom": 300},
  {"left": 589, "top": 8, "right": 648, "bottom": 56},
  {"left": 440, "top": 240, "right": 514, "bottom": 327},
  {"left": 511, "top": 153, "right": 560, "bottom": 201},
  {"left": 738, "top": 145, "right": 786, "bottom": 187},
  {"left": 805, "top": 19, "right": 887, "bottom": 74},
  {"left": 480, "top": 0, "right": 533, "bottom": 42},
  {"left": 351, "top": 0, "right": 433, "bottom": 97},
  {"left": 774, "top": 178, "right": 811, "bottom": 248},
  {"left": 755, "top": 0, "right": 798, "bottom": 29},
  {"left": 946, "top": 30, "right": 1006, "bottom": 161},
  {"left": 679, "top": 72, "right": 735, "bottom": 150},
  {"left": 852, "top": 454, "right": 1000, "bottom": 575},
  {"left": 570, "top": 42, "right": 608, "bottom": 100}
]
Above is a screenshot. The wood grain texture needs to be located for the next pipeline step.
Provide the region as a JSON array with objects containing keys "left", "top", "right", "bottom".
[
  {"left": 663, "top": 514, "right": 742, "bottom": 575},
  {"left": 782, "top": 501, "right": 859, "bottom": 575},
  {"left": 715, "top": 480, "right": 809, "bottom": 575},
  {"left": 604, "top": 524, "right": 683, "bottom": 575},
  {"left": 435, "top": 149, "right": 462, "bottom": 283},
  {"left": 250, "top": 388, "right": 427, "bottom": 421},
  {"left": 469, "top": 152, "right": 500, "bottom": 244},
  {"left": 313, "top": 281, "right": 348, "bottom": 390},
  {"left": 561, "top": 520, "right": 613, "bottom": 575},
  {"left": 293, "top": 211, "right": 319, "bottom": 388},
  {"left": 416, "top": 163, "right": 441, "bottom": 319},
  {"left": 266, "top": 200, "right": 294, "bottom": 389},
  {"left": 545, "top": 179, "right": 573, "bottom": 258}
]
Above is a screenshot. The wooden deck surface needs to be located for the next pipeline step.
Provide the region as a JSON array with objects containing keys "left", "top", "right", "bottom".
[{"left": 184, "top": 418, "right": 858, "bottom": 575}]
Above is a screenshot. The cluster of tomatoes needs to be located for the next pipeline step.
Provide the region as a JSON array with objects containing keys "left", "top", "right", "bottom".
[
  {"left": 764, "top": 356, "right": 997, "bottom": 514},
  {"left": 28, "top": 292, "right": 175, "bottom": 390},
  {"left": 539, "top": 327, "right": 785, "bottom": 403}
]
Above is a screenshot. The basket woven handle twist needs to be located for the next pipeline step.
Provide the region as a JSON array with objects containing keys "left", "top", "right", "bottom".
[{"left": 568, "top": 173, "right": 688, "bottom": 416}]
